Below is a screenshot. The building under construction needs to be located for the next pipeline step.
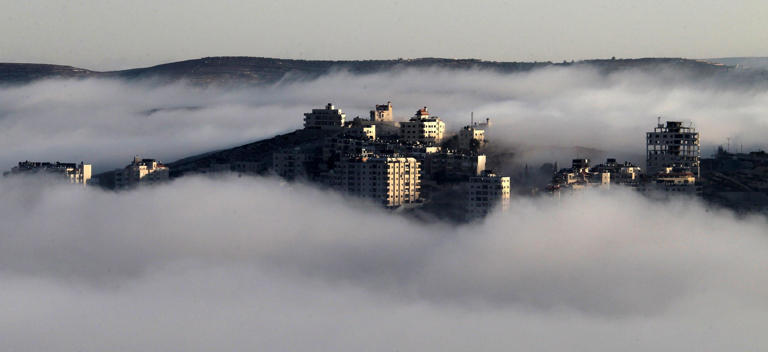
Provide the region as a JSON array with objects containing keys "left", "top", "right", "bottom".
[{"left": 646, "top": 120, "right": 700, "bottom": 177}]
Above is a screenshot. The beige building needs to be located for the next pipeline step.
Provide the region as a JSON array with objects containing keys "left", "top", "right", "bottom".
[
  {"left": 651, "top": 167, "right": 699, "bottom": 194},
  {"left": 400, "top": 107, "right": 446, "bottom": 144},
  {"left": 304, "top": 103, "right": 346, "bottom": 129},
  {"left": 467, "top": 170, "right": 510, "bottom": 219},
  {"left": 114, "top": 157, "right": 169, "bottom": 189},
  {"left": 337, "top": 155, "right": 421, "bottom": 207},
  {"left": 359, "top": 125, "right": 376, "bottom": 140},
  {"left": 370, "top": 101, "right": 393, "bottom": 122},
  {"left": 7, "top": 161, "right": 91, "bottom": 186}
]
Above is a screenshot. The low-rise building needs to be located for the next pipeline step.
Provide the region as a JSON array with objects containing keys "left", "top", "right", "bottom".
[
  {"left": 649, "top": 166, "right": 700, "bottom": 194},
  {"left": 370, "top": 101, "right": 393, "bottom": 122},
  {"left": 467, "top": 170, "right": 510, "bottom": 219},
  {"left": 114, "top": 157, "right": 169, "bottom": 189},
  {"left": 589, "top": 158, "right": 642, "bottom": 185},
  {"left": 347, "top": 115, "right": 399, "bottom": 138},
  {"left": 345, "top": 123, "right": 376, "bottom": 140},
  {"left": 336, "top": 155, "right": 421, "bottom": 207},
  {"left": 304, "top": 103, "right": 346, "bottom": 130},
  {"left": 400, "top": 107, "right": 446, "bottom": 144},
  {"left": 6, "top": 161, "right": 92, "bottom": 186},
  {"left": 548, "top": 158, "right": 610, "bottom": 195}
]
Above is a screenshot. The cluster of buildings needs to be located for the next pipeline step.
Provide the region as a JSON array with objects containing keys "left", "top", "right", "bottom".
[
  {"left": 3, "top": 157, "right": 170, "bottom": 189},
  {"left": 548, "top": 120, "right": 702, "bottom": 195},
  {"left": 3, "top": 161, "right": 92, "bottom": 186},
  {"left": 113, "top": 157, "right": 170, "bottom": 189},
  {"left": 284, "top": 102, "right": 506, "bottom": 218},
  {"left": 7, "top": 102, "right": 734, "bottom": 219}
]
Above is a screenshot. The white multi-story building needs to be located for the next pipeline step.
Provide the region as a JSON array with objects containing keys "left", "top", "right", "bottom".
[
  {"left": 114, "top": 157, "right": 169, "bottom": 189},
  {"left": 336, "top": 155, "right": 421, "bottom": 207},
  {"left": 304, "top": 103, "right": 346, "bottom": 130},
  {"left": 467, "top": 170, "right": 510, "bottom": 219},
  {"left": 646, "top": 120, "right": 700, "bottom": 177},
  {"left": 7, "top": 161, "right": 91, "bottom": 186},
  {"left": 400, "top": 107, "right": 446, "bottom": 144}
]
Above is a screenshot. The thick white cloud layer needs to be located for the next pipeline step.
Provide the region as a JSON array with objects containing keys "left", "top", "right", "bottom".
[
  {"left": 2, "top": 69, "right": 768, "bottom": 350},
  {"left": 2, "top": 67, "right": 768, "bottom": 172},
  {"left": 1, "top": 175, "right": 767, "bottom": 351}
]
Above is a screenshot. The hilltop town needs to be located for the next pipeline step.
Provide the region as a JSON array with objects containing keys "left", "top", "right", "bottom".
[{"left": 5, "top": 101, "right": 768, "bottom": 221}]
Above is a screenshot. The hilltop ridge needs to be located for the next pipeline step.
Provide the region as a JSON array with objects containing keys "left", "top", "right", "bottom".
[{"left": 0, "top": 57, "right": 737, "bottom": 85}]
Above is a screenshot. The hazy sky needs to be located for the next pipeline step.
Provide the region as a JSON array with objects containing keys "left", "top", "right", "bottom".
[{"left": 1, "top": 0, "right": 766, "bottom": 70}]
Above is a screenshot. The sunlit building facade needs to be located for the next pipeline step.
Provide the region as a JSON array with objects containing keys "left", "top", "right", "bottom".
[
  {"left": 337, "top": 155, "right": 421, "bottom": 207},
  {"left": 114, "top": 157, "right": 169, "bottom": 189},
  {"left": 400, "top": 107, "right": 446, "bottom": 144},
  {"left": 304, "top": 103, "right": 346, "bottom": 129}
]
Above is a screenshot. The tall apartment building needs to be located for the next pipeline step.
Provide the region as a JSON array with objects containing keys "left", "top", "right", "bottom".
[
  {"left": 304, "top": 103, "right": 346, "bottom": 129},
  {"left": 467, "top": 170, "right": 510, "bottom": 219},
  {"left": 114, "top": 157, "right": 169, "bottom": 189},
  {"left": 370, "top": 101, "right": 393, "bottom": 122},
  {"left": 336, "top": 155, "right": 421, "bottom": 207},
  {"left": 6, "top": 161, "right": 91, "bottom": 186},
  {"left": 646, "top": 120, "right": 700, "bottom": 177},
  {"left": 400, "top": 107, "right": 446, "bottom": 144}
]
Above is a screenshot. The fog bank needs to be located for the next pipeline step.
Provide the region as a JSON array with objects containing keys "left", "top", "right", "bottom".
[
  {"left": 1, "top": 176, "right": 767, "bottom": 351},
  {"left": 2, "top": 67, "right": 768, "bottom": 172}
]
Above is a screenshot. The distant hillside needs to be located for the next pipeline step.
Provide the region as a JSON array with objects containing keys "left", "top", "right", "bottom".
[
  {"left": 0, "top": 57, "right": 738, "bottom": 85},
  {"left": 0, "top": 63, "right": 94, "bottom": 82},
  {"left": 706, "top": 57, "right": 768, "bottom": 70}
]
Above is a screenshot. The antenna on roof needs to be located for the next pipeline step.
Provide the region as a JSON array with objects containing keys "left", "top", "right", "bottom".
[
  {"left": 471, "top": 111, "right": 474, "bottom": 126},
  {"left": 657, "top": 116, "right": 661, "bottom": 126}
]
